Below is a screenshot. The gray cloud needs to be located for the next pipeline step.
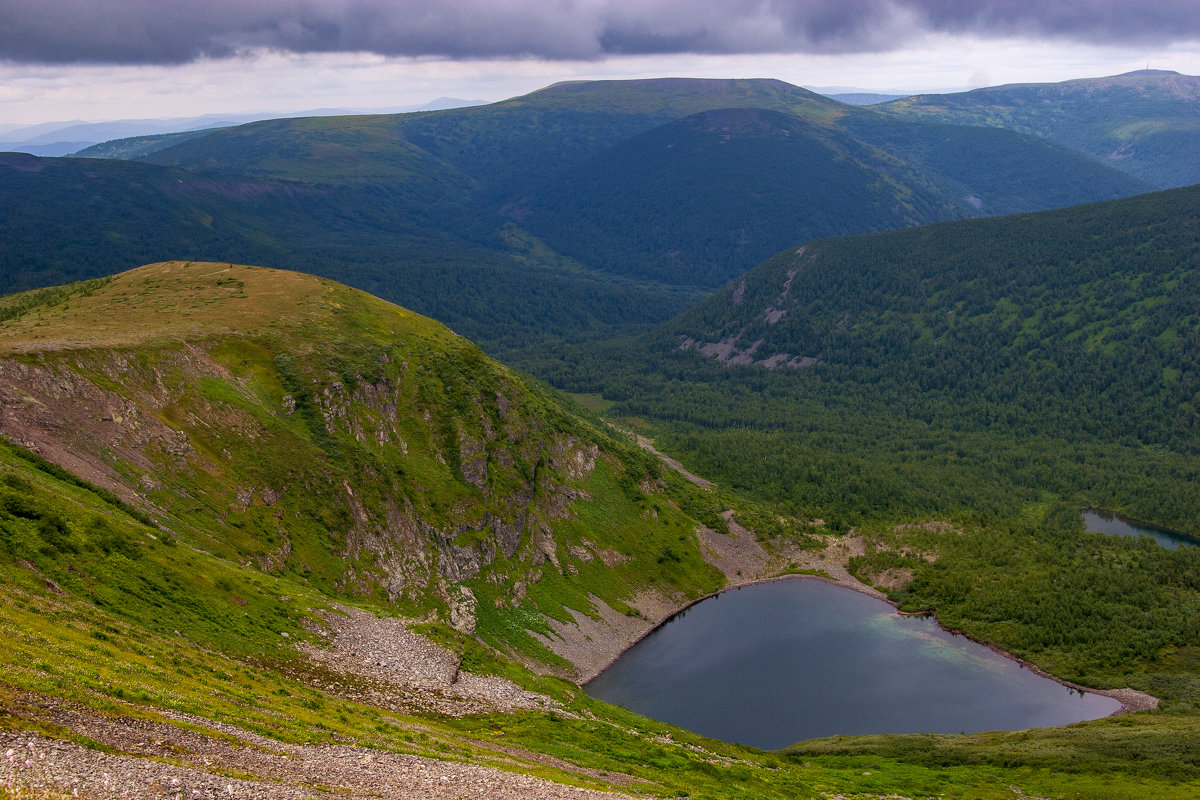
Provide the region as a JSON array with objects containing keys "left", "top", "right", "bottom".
[{"left": 1, "top": 1, "right": 1197, "bottom": 65}]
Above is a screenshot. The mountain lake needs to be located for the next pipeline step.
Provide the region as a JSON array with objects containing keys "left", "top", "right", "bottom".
[
  {"left": 585, "top": 579, "right": 1121, "bottom": 749},
  {"left": 1082, "top": 508, "right": 1196, "bottom": 550}
]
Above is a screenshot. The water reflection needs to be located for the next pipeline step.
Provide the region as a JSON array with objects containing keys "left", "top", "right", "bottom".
[
  {"left": 586, "top": 579, "right": 1120, "bottom": 749},
  {"left": 1082, "top": 509, "right": 1195, "bottom": 550}
]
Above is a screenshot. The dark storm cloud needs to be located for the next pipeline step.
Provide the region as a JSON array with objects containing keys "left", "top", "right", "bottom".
[{"left": 1, "top": 1, "right": 1197, "bottom": 65}]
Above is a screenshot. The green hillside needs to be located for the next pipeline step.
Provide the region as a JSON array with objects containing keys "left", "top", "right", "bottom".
[
  {"left": 74, "top": 128, "right": 220, "bottom": 160},
  {"left": 0, "top": 260, "right": 731, "bottom": 665},
  {"left": 880, "top": 70, "right": 1200, "bottom": 188},
  {"left": 2, "top": 262, "right": 1200, "bottom": 799},
  {"left": 661, "top": 186, "right": 1200, "bottom": 451}
]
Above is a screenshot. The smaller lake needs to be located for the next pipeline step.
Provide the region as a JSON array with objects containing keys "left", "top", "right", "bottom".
[
  {"left": 586, "top": 580, "right": 1120, "bottom": 750},
  {"left": 1082, "top": 509, "right": 1195, "bottom": 550}
]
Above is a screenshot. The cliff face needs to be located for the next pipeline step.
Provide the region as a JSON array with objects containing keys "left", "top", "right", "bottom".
[{"left": 0, "top": 261, "right": 724, "bottom": 668}]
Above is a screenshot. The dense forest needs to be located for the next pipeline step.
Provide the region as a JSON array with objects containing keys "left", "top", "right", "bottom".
[{"left": 542, "top": 186, "right": 1200, "bottom": 534}]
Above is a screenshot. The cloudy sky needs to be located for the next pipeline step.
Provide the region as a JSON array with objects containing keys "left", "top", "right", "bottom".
[{"left": 2, "top": 0, "right": 1200, "bottom": 125}]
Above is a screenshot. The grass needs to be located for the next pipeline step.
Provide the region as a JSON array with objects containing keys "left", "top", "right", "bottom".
[{"left": 565, "top": 392, "right": 616, "bottom": 414}]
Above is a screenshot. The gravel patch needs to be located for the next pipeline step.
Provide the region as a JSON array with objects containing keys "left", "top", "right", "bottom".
[
  {"left": 298, "top": 606, "right": 560, "bottom": 716},
  {"left": 1, "top": 728, "right": 633, "bottom": 800},
  {"left": 0, "top": 691, "right": 635, "bottom": 800}
]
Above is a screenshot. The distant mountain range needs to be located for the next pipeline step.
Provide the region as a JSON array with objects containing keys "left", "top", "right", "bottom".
[
  {"left": 879, "top": 69, "right": 1200, "bottom": 187},
  {"left": 2, "top": 73, "right": 1172, "bottom": 365},
  {"left": 0, "top": 98, "right": 486, "bottom": 157}
]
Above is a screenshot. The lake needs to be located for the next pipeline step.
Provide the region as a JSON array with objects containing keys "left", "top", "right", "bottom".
[
  {"left": 585, "top": 579, "right": 1120, "bottom": 749},
  {"left": 1082, "top": 508, "right": 1195, "bottom": 550}
]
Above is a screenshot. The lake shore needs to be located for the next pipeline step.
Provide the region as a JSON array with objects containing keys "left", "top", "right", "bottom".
[{"left": 577, "top": 523, "right": 1158, "bottom": 722}]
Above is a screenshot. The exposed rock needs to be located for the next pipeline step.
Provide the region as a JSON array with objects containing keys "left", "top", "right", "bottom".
[
  {"left": 530, "top": 592, "right": 683, "bottom": 682},
  {"left": 0, "top": 704, "right": 620, "bottom": 800},
  {"left": 459, "top": 431, "right": 490, "bottom": 490},
  {"left": 695, "top": 511, "right": 771, "bottom": 581},
  {"left": 300, "top": 606, "right": 553, "bottom": 715},
  {"left": 448, "top": 585, "right": 477, "bottom": 634},
  {"left": 731, "top": 279, "right": 747, "bottom": 305}
]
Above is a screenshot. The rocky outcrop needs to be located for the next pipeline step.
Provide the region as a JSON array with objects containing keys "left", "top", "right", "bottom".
[
  {"left": 0, "top": 335, "right": 614, "bottom": 642},
  {"left": 678, "top": 335, "right": 819, "bottom": 370}
]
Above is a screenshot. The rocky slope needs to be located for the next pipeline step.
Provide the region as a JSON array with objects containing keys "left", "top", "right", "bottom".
[{"left": 0, "top": 261, "right": 741, "bottom": 670}]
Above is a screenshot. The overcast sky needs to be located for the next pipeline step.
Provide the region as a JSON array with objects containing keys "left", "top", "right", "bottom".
[{"left": 2, "top": 0, "right": 1199, "bottom": 125}]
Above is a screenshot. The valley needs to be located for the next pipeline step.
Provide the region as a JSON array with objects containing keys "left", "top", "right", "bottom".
[
  {"left": 2, "top": 70, "right": 1200, "bottom": 799},
  {"left": 0, "top": 76, "right": 1155, "bottom": 365}
]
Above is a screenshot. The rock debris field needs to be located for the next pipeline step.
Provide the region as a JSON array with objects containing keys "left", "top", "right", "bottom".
[
  {"left": 298, "top": 606, "right": 562, "bottom": 717},
  {"left": 1, "top": 725, "right": 631, "bottom": 800},
  {"left": 1, "top": 607, "right": 640, "bottom": 800}
]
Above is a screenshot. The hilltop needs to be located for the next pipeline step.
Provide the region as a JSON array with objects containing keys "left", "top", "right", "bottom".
[{"left": 0, "top": 260, "right": 738, "bottom": 673}]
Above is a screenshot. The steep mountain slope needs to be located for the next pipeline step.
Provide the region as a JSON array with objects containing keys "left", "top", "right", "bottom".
[
  {"left": 0, "top": 261, "right": 735, "bottom": 673},
  {"left": 661, "top": 184, "right": 1200, "bottom": 453},
  {"left": 880, "top": 70, "right": 1200, "bottom": 187}
]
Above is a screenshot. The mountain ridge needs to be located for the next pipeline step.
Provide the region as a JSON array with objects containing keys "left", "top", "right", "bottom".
[{"left": 880, "top": 69, "right": 1200, "bottom": 187}]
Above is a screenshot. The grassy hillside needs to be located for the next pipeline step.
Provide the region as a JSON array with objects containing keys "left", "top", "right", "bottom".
[
  {"left": 0, "top": 260, "right": 734, "bottom": 667},
  {"left": 880, "top": 69, "right": 1200, "bottom": 188},
  {"left": 2, "top": 262, "right": 1200, "bottom": 799}
]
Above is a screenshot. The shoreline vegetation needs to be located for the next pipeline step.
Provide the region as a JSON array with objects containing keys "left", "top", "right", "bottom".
[{"left": 598, "top": 432, "right": 1162, "bottom": 725}]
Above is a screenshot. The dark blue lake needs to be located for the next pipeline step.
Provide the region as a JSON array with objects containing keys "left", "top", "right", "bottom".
[
  {"left": 585, "top": 579, "right": 1120, "bottom": 749},
  {"left": 1082, "top": 509, "right": 1195, "bottom": 550}
]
